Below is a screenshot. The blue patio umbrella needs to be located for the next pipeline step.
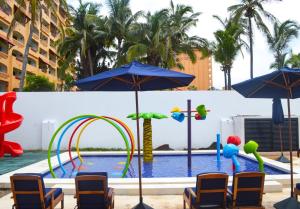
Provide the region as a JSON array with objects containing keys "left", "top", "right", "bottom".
[
  {"left": 76, "top": 61, "right": 195, "bottom": 209},
  {"left": 272, "top": 98, "right": 289, "bottom": 163},
  {"left": 232, "top": 67, "right": 300, "bottom": 209}
]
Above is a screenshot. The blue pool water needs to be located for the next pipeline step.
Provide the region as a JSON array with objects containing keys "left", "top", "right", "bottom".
[{"left": 43, "top": 154, "right": 289, "bottom": 178}]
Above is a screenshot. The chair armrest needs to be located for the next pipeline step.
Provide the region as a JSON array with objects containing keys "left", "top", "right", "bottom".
[
  {"left": 188, "top": 188, "right": 197, "bottom": 199},
  {"left": 227, "top": 188, "right": 233, "bottom": 196},
  {"left": 45, "top": 188, "right": 56, "bottom": 198},
  {"left": 107, "top": 188, "right": 114, "bottom": 200}
]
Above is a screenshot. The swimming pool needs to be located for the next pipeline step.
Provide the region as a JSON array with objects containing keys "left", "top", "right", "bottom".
[{"left": 43, "top": 154, "right": 289, "bottom": 178}]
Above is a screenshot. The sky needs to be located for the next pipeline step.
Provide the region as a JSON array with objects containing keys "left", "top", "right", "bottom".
[{"left": 67, "top": 0, "right": 300, "bottom": 88}]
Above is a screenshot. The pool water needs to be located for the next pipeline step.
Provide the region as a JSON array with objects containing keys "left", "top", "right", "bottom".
[{"left": 43, "top": 154, "right": 289, "bottom": 178}]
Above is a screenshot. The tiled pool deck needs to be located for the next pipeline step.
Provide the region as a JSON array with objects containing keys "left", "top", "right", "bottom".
[{"left": 0, "top": 151, "right": 56, "bottom": 175}]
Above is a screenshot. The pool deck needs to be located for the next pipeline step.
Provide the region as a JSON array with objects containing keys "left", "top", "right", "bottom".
[
  {"left": 1, "top": 151, "right": 300, "bottom": 208},
  {"left": 0, "top": 188, "right": 296, "bottom": 208},
  {"left": 0, "top": 150, "right": 299, "bottom": 195}
]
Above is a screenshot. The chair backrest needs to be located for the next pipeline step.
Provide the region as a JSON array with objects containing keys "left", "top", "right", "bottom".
[
  {"left": 10, "top": 173, "right": 46, "bottom": 209},
  {"left": 195, "top": 173, "right": 229, "bottom": 206},
  {"left": 232, "top": 172, "right": 265, "bottom": 207},
  {"left": 75, "top": 172, "right": 108, "bottom": 209}
]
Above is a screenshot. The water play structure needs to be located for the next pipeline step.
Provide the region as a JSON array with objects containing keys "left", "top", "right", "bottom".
[
  {"left": 47, "top": 115, "right": 135, "bottom": 178},
  {"left": 244, "top": 140, "right": 264, "bottom": 172},
  {"left": 171, "top": 100, "right": 209, "bottom": 168},
  {"left": 0, "top": 92, "right": 23, "bottom": 158}
]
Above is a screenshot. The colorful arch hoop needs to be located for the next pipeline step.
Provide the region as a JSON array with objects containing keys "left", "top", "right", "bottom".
[
  {"left": 56, "top": 115, "right": 130, "bottom": 177},
  {"left": 68, "top": 116, "right": 135, "bottom": 168},
  {"left": 47, "top": 115, "right": 135, "bottom": 178}
]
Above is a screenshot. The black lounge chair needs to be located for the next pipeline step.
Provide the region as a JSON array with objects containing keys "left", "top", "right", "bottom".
[
  {"left": 10, "top": 173, "right": 64, "bottom": 209},
  {"left": 183, "top": 173, "right": 229, "bottom": 209},
  {"left": 75, "top": 172, "right": 114, "bottom": 209},
  {"left": 227, "top": 172, "right": 265, "bottom": 209}
]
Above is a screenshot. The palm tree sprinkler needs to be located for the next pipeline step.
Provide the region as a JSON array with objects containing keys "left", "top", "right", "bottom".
[{"left": 127, "top": 113, "right": 168, "bottom": 162}]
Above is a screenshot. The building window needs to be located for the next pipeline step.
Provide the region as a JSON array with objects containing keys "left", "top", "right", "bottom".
[
  {"left": 12, "top": 50, "right": 23, "bottom": 62},
  {"left": 49, "top": 66, "right": 56, "bottom": 76},
  {"left": 30, "top": 40, "right": 39, "bottom": 52},
  {"left": 0, "top": 2, "right": 12, "bottom": 16},
  {"left": 0, "top": 40, "right": 9, "bottom": 54},
  {"left": 39, "top": 48, "right": 48, "bottom": 57},
  {"left": 39, "top": 60, "right": 48, "bottom": 73},
  {"left": 0, "top": 21, "right": 9, "bottom": 33},
  {"left": 49, "top": 51, "right": 57, "bottom": 63},
  {"left": 0, "top": 63, "right": 7, "bottom": 73},
  {"left": 12, "top": 31, "right": 25, "bottom": 44},
  {"left": 13, "top": 68, "right": 22, "bottom": 79},
  {"left": 28, "top": 58, "right": 37, "bottom": 67},
  {"left": 0, "top": 81, "right": 8, "bottom": 92}
]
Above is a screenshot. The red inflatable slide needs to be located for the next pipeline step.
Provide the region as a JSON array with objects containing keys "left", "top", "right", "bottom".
[{"left": 0, "top": 92, "right": 23, "bottom": 157}]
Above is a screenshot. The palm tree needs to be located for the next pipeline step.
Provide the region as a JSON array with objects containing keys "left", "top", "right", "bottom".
[
  {"left": 126, "top": 10, "right": 169, "bottom": 66},
  {"left": 127, "top": 113, "right": 168, "bottom": 162},
  {"left": 106, "top": 0, "right": 143, "bottom": 66},
  {"left": 163, "top": 0, "right": 208, "bottom": 69},
  {"left": 265, "top": 20, "right": 300, "bottom": 70},
  {"left": 58, "top": 0, "right": 110, "bottom": 78},
  {"left": 286, "top": 52, "right": 300, "bottom": 68},
  {"left": 0, "top": 0, "right": 68, "bottom": 91},
  {"left": 228, "top": 0, "right": 281, "bottom": 79},
  {"left": 212, "top": 17, "right": 247, "bottom": 90},
  {"left": 126, "top": 1, "right": 208, "bottom": 69}
]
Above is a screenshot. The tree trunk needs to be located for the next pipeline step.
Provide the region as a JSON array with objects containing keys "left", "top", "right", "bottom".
[
  {"left": 248, "top": 16, "right": 254, "bottom": 79},
  {"left": 117, "top": 39, "right": 122, "bottom": 64},
  {"left": 223, "top": 67, "right": 228, "bottom": 90},
  {"left": 143, "top": 119, "right": 153, "bottom": 162},
  {"left": 87, "top": 48, "right": 93, "bottom": 76},
  {"left": 19, "top": 23, "right": 34, "bottom": 91},
  {"left": 227, "top": 67, "right": 232, "bottom": 90}
]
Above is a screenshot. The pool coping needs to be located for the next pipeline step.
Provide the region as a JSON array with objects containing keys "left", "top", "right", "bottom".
[{"left": 1, "top": 150, "right": 299, "bottom": 195}]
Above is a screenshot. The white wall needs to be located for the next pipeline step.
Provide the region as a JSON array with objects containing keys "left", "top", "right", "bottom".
[{"left": 5, "top": 91, "right": 300, "bottom": 150}]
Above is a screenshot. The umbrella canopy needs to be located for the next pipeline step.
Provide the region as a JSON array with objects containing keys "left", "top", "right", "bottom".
[
  {"left": 272, "top": 98, "right": 284, "bottom": 125},
  {"left": 76, "top": 61, "right": 195, "bottom": 209},
  {"left": 232, "top": 67, "right": 300, "bottom": 99},
  {"left": 232, "top": 67, "right": 300, "bottom": 209},
  {"left": 76, "top": 61, "right": 195, "bottom": 91},
  {"left": 272, "top": 98, "right": 289, "bottom": 163}
]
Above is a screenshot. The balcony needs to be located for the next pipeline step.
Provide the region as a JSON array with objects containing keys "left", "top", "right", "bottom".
[
  {"left": 40, "top": 39, "right": 48, "bottom": 48},
  {"left": 12, "top": 39, "right": 24, "bottom": 48},
  {"left": 0, "top": 51, "right": 8, "bottom": 60},
  {"left": 49, "top": 59, "right": 57, "bottom": 68},
  {"left": 51, "top": 13, "right": 58, "bottom": 24},
  {"left": 50, "top": 39, "right": 56, "bottom": 51},
  {"left": 32, "top": 32, "right": 39, "bottom": 41},
  {"left": 14, "top": 22, "right": 26, "bottom": 35},
  {"left": 0, "top": 71, "right": 9, "bottom": 80},
  {"left": 0, "top": 3, "right": 13, "bottom": 23},
  {"left": 14, "top": 3, "right": 30, "bottom": 20},
  {"left": 42, "top": 10, "right": 50, "bottom": 23},
  {"left": 12, "top": 56, "right": 23, "bottom": 70},
  {"left": 41, "top": 24, "right": 50, "bottom": 35}
]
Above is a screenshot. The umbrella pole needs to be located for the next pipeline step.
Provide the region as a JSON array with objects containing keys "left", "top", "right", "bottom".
[
  {"left": 287, "top": 98, "right": 294, "bottom": 197},
  {"left": 135, "top": 90, "right": 143, "bottom": 203},
  {"left": 132, "top": 90, "right": 154, "bottom": 209}
]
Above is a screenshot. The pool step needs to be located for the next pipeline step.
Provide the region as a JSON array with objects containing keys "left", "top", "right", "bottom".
[{"left": 53, "top": 180, "right": 282, "bottom": 195}]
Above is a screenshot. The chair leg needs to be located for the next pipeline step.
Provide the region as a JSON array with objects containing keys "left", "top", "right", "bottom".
[{"left": 61, "top": 196, "right": 64, "bottom": 209}]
